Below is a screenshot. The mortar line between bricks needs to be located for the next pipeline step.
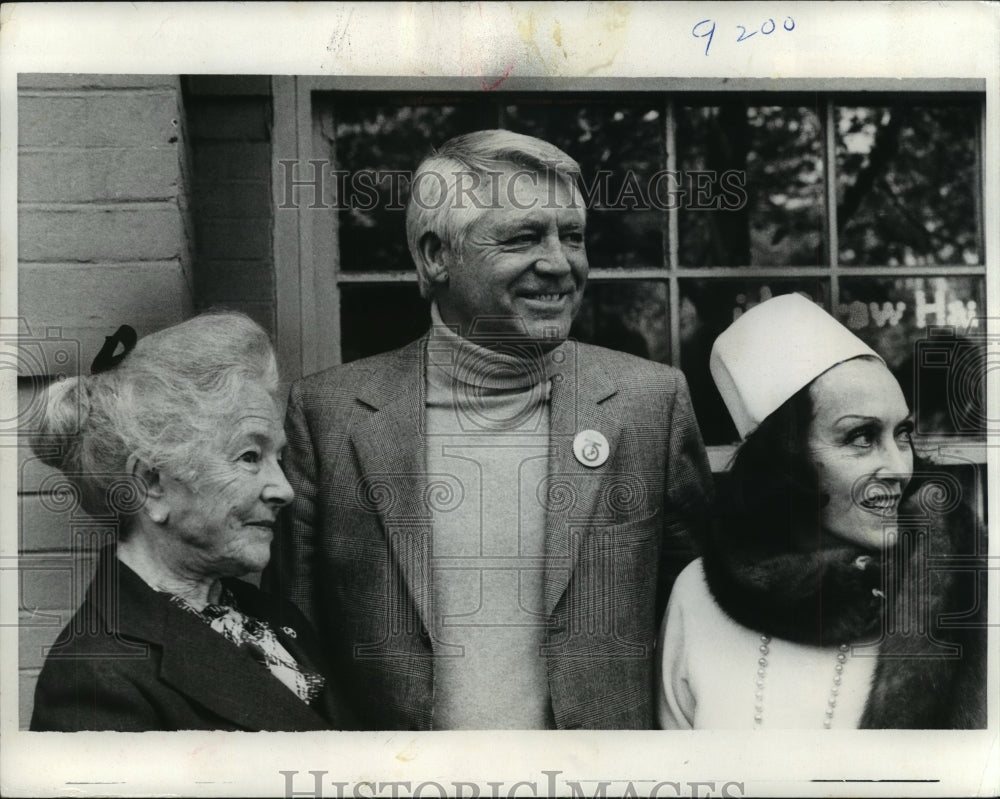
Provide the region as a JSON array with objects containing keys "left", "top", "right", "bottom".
[
  {"left": 19, "top": 201, "right": 182, "bottom": 211},
  {"left": 16, "top": 89, "right": 181, "bottom": 98},
  {"left": 17, "top": 259, "right": 187, "bottom": 268},
  {"left": 18, "top": 145, "right": 183, "bottom": 153}
]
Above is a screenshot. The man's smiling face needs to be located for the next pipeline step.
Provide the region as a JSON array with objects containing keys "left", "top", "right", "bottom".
[{"left": 435, "top": 167, "right": 589, "bottom": 350}]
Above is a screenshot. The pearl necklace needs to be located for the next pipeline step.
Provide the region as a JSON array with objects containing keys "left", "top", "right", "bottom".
[{"left": 753, "top": 634, "right": 850, "bottom": 729}]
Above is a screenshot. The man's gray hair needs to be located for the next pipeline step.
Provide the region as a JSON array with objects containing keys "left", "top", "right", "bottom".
[{"left": 405, "top": 129, "right": 582, "bottom": 298}]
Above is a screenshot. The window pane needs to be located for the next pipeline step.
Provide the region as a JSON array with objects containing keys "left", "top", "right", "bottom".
[
  {"left": 838, "top": 276, "right": 986, "bottom": 436},
  {"left": 678, "top": 105, "right": 825, "bottom": 267},
  {"left": 836, "top": 102, "right": 980, "bottom": 266},
  {"left": 329, "top": 96, "right": 495, "bottom": 272},
  {"left": 505, "top": 98, "right": 665, "bottom": 268},
  {"left": 679, "top": 280, "right": 830, "bottom": 444},
  {"left": 340, "top": 283, "right": 428, "bottom": 363},
  {"left": 570, "top": 281, "right": 669, "bottom": 362}
]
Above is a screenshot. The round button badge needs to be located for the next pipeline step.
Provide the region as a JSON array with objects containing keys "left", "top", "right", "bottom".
[{"left": 573, "top": 430, "right": 609, "bottom": 468}]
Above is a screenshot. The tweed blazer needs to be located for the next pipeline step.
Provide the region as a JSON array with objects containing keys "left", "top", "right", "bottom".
[
  {"left": 264, "top": 336, "right": 713, "bottom": 729},
  {"left": 31, "top": 547, "right": 353, "bottom": 732}
]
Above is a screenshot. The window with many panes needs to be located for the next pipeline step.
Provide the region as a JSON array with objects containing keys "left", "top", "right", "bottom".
[{"left": 277, "top": 81, "right": 986, "bottom": 451}]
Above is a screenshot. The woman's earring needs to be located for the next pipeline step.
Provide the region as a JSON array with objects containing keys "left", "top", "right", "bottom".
[{"left": 147, "top": 508, "right": 168, "bottom": 524}]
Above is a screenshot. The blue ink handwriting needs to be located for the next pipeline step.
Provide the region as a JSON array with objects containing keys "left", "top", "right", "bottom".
[{"left": 693, "top": 16, "right": 795, "bottom": 56}]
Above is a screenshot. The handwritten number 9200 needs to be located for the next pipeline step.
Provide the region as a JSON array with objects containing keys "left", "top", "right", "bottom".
[{"left": 694, "top": 17, "right": 795, "bottom": 56}]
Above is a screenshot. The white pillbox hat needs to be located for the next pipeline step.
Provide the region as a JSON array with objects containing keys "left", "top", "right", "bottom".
[{"left": 709, "top": 293, "right": 882, "bottom": 438}]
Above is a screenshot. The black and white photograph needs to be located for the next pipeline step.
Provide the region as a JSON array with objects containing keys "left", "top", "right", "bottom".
[{"left": 1, "top": 2, "right": 996, "bottom": 797}]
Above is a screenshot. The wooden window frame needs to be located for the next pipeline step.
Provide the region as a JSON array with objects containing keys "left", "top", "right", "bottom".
[{"left": 271, "top": 76, "right": 988, "bottom": 470}]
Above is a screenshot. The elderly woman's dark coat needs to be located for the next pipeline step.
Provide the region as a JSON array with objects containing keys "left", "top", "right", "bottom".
[{"left": 31, "top": 547, "right": 353, "bottom": 731}]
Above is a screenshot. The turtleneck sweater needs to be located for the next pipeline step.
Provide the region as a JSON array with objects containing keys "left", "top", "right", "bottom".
[{"left": 425, "top": 305, "right": 560, "bottom": 729}]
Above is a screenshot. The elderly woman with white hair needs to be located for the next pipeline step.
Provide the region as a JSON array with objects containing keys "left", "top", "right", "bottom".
[
  {"left": 29, "top": 313, "right": 352, "bottom": 731},
  {"left": 657, "top": 293, "right": 986, "bottom": 729}
]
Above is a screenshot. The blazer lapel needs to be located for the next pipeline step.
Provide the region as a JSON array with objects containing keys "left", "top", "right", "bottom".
[
  {"left": 350, "top": 337, "right": 434, "bottom": 634},
  {"left": 225, "top": 579, "right": 324, "bottom": 675},
  {"left": 156, "top": 600, "right": 328, "bottom": 731},
  {"left": 345, "top": 338, "right": 626, "bottom": 626},
  {"left": 543, "top": 342, "right": 623, "bottom": 617},
  {"left": 228, "top": 580, "right": 357, "bottom": 729},
  {"left": 108, "top": 558, "right": 327, "bottom": 730}
]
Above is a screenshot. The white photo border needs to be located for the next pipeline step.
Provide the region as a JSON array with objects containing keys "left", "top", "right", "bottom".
[{"left": 1, "top": 2, "right": 997, "bottom": 797}]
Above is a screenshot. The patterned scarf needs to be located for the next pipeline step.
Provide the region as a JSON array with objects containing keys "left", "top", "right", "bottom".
[{"left": 169, "top": 587, "right": 325, "bottom": 705}]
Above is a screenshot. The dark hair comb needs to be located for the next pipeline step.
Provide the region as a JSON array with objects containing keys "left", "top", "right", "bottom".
[{"left": 91, "top": 325, "right": 137, "bottom": 374}]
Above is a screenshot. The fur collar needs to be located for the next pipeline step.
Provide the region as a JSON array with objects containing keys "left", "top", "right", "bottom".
[
  {"left": 701, "top": 488, "right": 987, "bottom": 729},
  {"left": 702, "top": 523, "right": 887, "bottom": 647}
]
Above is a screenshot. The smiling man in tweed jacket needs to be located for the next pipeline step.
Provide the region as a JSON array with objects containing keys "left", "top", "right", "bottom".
[{"left": 264, "top": 130, "right": 713, "bottom": 730}]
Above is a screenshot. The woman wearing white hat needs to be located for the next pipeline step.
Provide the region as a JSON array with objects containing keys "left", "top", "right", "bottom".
[{"left": 656, "top": 293, "right": 986, "bottom": 729}]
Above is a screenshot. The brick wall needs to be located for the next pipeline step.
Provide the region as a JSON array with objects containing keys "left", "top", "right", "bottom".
[
  {"left": 16, "top": 74, "right": 195, "bottom": 728},
  {"left": 184, "top": 76, "right": 275, "bottom": 336}
]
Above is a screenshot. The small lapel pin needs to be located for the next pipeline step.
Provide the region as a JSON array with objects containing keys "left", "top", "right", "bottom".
[
  {"left": 281, "top": 626, "right": 298, "bottom": 638},
  {"left": 573, "top": 430, "right": 609, "bottom": 468}
]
